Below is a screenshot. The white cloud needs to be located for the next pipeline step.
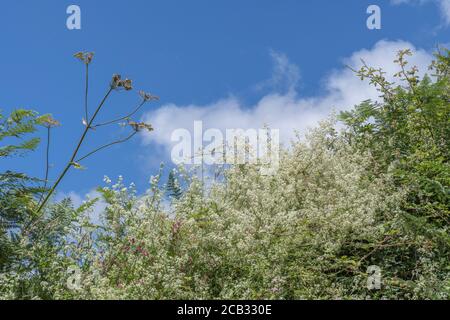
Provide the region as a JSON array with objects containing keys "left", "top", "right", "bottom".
[
  {"left": 140, "top": 40, "right": 432, "bottom": 158},
  {"left": 439, "top": 0, "right": 450, "bottom": 25},
  {"left": 391, "top": 0, "right": 450, "bottom": 26},
  {"left": 254, "top": 50, "right": 301, "bottom": 94}
]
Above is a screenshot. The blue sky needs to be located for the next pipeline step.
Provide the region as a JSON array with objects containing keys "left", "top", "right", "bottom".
[{"left": 1, "top": 0, "right": 449, "bottom": 200}]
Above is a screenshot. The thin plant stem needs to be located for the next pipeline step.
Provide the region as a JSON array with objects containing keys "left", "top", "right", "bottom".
[
  {"left": 92, "top": 100, "right": 146, "bottom": 128},
  {"left": 35, "top": 87, "right": 113, "bottom": 215},
  {"left": 75, "top": 131, "right": 137, "bottom": 163},
  {"left": 38, "top": 127, "right": 51, "bottom": 206},
  {"left": 85, "top": 64, "right": 89, "bottom": 122}
]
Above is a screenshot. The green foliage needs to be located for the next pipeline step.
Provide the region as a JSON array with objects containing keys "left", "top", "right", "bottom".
[
  {"left": 0, "top": 109, "right": 47, "bottom": 272},
  {"left": 339, "top": 48, "right": 449, "bottom": 237},
  {"left": 0, "top": 48, "right": 449, "bottom": 300},
  {"left": 0, "top": 109, "right": 48, "bottom": 158},
  {"left": 167, "top": 170, "right": 183, "bottom": 200}
]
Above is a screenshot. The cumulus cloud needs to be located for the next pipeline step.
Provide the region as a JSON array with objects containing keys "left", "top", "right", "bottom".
[{"left": 140, "top": 40, "right": 432, "bottom": 159}]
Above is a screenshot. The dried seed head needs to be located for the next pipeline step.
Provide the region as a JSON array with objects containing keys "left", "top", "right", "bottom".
[
  {"left": 139, "top": 90, "right": 159, "bottom": 102},
  {"left": 111, "top": 74, "right": 122, "bottom": 89},
  {"left": 74, "top": 51, "right": 95, "bottom": 64},
  {"left": 111, "top": 75, "right": 133, "bottom": 91},
  {"left": 74, "top": 52, "right": 84, "bottom": 61},
  {"left": 85, "top": 52, "right": 94, "bottom": 64},
  {"left": 41, "top": 115, "right": 61, "bottom": 128},
  {"left": 122, "top": 79, "right": 133, "bottom": 91},
  {"left": 128, "top": 120, "right": 153, "bottom": 133}
]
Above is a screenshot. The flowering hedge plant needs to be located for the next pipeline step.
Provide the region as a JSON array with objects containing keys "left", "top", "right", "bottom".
[{"left": 0, "top": 49, "right": 449, "bottom": 300}]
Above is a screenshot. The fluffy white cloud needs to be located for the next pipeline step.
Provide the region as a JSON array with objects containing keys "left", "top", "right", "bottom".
[{"left": 140, "top": 40, "right": 432, "bottom": 157}]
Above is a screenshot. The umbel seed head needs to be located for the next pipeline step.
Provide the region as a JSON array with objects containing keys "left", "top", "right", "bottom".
[
  {"left": 122, "top": 78, "right": 133, "bottom": 91},
  {"left": 110, "top": 74, "right": 133, "bottom": 91},
  {"left": 128, "top": 120, "right": 153, "bottom": 133},
  {"left": 40, "top": 115, "right": 61, "bottom": 128},
  {"left": 74, "top": 51, "right": 94, "bottom": 65},
  {"left": 139, "top": 90, "right": 159, "bottom": 102},
  {"left": 111, "top": 74, "right": 122, "bottom": 89}
]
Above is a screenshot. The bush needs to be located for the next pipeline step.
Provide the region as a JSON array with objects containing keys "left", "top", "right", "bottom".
[{"left": 0, "top": 48, "right": 448, "bottom": 300}]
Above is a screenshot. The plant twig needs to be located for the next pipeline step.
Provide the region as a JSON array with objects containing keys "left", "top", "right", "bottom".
[
  {"left": 35, "top": 87, "right": 113, "bottom": 215},
  {"left": 85, "top": 64, "right": 89, "bottom": 122},
  {"left": 76, "top": 131, "right": 137, "bottom": 163},
  {"left": 92, "top": 100, "right": 146, "bottom": 128},
  {"left": 38, "top": 126, "right": 51, "bottom": 206}
]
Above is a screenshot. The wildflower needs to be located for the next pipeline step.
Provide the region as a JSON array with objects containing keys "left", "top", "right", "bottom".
[{"left": 172, "top": 220, "right": 182, "bottom": 235}]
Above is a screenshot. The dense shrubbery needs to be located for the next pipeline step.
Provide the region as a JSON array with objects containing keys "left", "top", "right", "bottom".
[{"left": 0, "top": 49, "right": 449, "bottom": 300}]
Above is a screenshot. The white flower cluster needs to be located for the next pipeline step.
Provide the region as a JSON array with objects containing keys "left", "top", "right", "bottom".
[{"left": 2, "top": 119, "right": 446, "bottom": 300}]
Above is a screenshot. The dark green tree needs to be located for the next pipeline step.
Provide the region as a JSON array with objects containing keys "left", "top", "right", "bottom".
[{"left": 167, "top": 170, "right": 182, "bottom": 200}]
